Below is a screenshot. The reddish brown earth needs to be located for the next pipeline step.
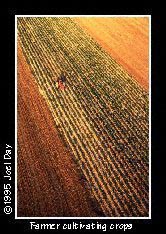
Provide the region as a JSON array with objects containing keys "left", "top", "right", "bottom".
[
  {"left": 17, "top": 42, "right": 98, "bottom": 217},
  {"left": 74, "top": 17, "right": 149, "bottom": 91}
]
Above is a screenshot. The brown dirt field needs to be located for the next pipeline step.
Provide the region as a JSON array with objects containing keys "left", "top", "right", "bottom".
[
  {"left": 74, "top": 17, "right": 149, "bottom": 91},
  {"left": 17, "top": 42, "right": 98, "bottom": 217}
]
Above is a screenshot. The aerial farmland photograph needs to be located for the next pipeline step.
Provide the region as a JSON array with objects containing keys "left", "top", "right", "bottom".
[{"left": 17, "top": 16, "right": 150, "bottom": 217}]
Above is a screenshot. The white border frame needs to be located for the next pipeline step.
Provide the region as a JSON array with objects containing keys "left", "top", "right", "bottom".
[{"left": 15, "top": 15, "right": 151, "bottom": 220}]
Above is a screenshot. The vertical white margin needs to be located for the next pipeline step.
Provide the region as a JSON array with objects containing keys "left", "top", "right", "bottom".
[
  {"left": 149, "top": 15, "right": 152, "bottom": 219},
  {"left": 15, "top": 15, "right": 18, "bottom": 219},
  {"left": 15, "top": 15, "right": 151, "bottom": 220}
]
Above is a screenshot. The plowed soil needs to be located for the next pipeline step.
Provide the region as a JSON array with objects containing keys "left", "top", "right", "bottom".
[{"left": 74, "top": 17, "right": 149, "bottom": 91}]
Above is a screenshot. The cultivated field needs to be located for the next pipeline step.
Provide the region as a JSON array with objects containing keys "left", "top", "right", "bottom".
[
  {"left": 17, "top": 42, "right": 97, "bottom": 217},
  {"left": 17, "top": 17, "right": 149, "bottom": 217}
]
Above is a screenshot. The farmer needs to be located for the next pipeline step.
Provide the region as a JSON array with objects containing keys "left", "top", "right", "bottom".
[{"left": 56, "top": 73, "right": 67, "bottom": 90}]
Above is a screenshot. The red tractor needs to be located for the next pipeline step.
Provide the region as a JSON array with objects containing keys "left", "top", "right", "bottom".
[{"left": 56, "top": 73, "right": 67, "bottom": 91}]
